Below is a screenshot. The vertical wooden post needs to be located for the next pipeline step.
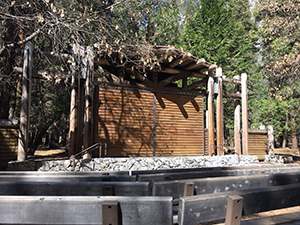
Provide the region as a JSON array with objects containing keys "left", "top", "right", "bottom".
[
  {"left": 93, "top": 84, "right": 99, "bottom": 145},
  {"left": 241, "top": 73, "right": 249, "bottom": 155},
  {"left": 267, "top": 125, "right": 274, "bottom": 153},
  {"left": 17, "top": 42, "right": 33, "bottom": 161},
  {"left": 216, "top": 67, "right": 224, "bottom": 155},
  {"left": 83, "top": 47, "right": 94, "bottom": 160},
  {"left": 207, "top": 77, "right": 215, "bottom": 156},
  {"left": 225, "top": 195, "right": 243, "bottom": 225},
  {"left": 234, "top": 105, "right": 241, "bottom": 155},
  {"left": 68, "top": 59, "right": 77, "bottom": 157},
  {"left": 205, "top": 110, "right": 209, "bottom": 129}
]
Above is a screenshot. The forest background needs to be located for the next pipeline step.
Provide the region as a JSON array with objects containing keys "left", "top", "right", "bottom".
[{"left": 0, "top": 0, "right": 299, "bottom": 150}]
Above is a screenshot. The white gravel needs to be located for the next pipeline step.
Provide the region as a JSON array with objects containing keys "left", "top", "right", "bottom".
[{"left": 38, "top": 155, "right": 259, "bottom": 172}]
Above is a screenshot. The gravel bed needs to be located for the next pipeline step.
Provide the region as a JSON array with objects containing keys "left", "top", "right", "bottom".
[{"left": 35, "top": 155, "right": 260, "bottom": 172}]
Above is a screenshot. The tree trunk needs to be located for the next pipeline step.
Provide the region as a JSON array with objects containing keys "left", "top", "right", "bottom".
[
  {"left": 282, "top": 113, "right": 289, "bottom": 148},
  {"left": 291, "top": 128, "right": 298, "bottom": 149}
]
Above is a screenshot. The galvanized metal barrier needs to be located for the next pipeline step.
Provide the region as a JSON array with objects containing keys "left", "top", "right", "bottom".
[
  {"left": 178, "top": 183, "right": 300, "bottom": 225},
  {"left": 0, "top": 196, "right": 173, "bottom": 225},
  {"left": 0, "top": 181, "right": 150, "bottom": 196},
  {"left": 153, "top": 170, "right": 300, "bottom": 199}
]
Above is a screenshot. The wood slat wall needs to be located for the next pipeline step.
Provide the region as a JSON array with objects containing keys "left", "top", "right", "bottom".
[
  {"left": 248, "top": 130, "right": 268, "bottom": 157},
  {"left": 98, "top": 87, "right": 205, "bottom": 156},
  {"left": 0, "top": 126, "right": 18, "bottom": 169},
  {"left": 155, "top": 94, "right": 204, "bottom": 156},
  {"left": 99, "top": 87, "right": 153, "bottom": 156}
]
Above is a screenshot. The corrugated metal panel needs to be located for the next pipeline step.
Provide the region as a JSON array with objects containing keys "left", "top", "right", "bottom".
[
  {"left": 0, "top": 127, "right": 18, "bottom": 168},
  {"left": 248, "top": 130, "right": 268, "bottom": 156},
  {"left": 98, "top": 86, "right": 205, "bottom": 156}
]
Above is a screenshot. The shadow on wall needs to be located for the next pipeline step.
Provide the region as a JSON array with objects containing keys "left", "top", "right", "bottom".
[{"left": 99, "top": 87, "right": 202, "bottom": 157}]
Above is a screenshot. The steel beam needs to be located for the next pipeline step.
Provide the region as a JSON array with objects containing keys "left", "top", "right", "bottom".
[
  {"left": 178, "top": 183, "right": 300, "bottom": 225},
  {"left": 0, "top": 181, "right": 150, "bottom": 196},
  {"left": 0, "top": 196, "right": 173, "bottom": 225},
  {"left": 153, "top": 171, "right": 300, "bottom": 199}
]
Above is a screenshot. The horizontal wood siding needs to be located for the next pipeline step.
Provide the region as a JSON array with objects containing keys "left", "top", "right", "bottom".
[
  {"left": 98, "top": 87, "right": 205, "bottom": 156},
  {"left": 99, "top": 87, "right": 153, "bottom": 156},
  {"left": 248, "top": 130, "right": 268, "bottom": 156},
  {"left": 155, "top": 94, "right": 204, "bottom": 156},
  {"left": 0, "top": 127, "right": 18, "bottom": 168}
]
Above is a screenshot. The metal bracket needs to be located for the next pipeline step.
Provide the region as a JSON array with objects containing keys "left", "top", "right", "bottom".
[
  {"left": 183, "top": 183, "right": 194, "bottom": 196},
  {"left": 225, "top": 195, "right": 243, "bottom": 225},
  {"left": 102, "top": 201, "right": 120, "bottom": 225}
]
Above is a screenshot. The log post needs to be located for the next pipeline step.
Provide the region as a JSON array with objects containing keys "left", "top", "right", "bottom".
[
  {"left": 234, "top": 105, "right": 241, "bottom": 155},
  {"left": 216, "top": 67, "right": 224, "bottom": 155},
  {"left": 241, "top": 73, "right": 249, "bottom": 155},
  {"left": 267, "top": 125, "right": 274, "bottom": 153},
  {"left": 83, "top": 47, "right": 94, "bottom": 160},
  {"left": 68, "top": 56, "right": 77, "bottom": 157},
  {"left": 207, "top": 77, "right": 215, "bottom": 156},
  {"left": 17, "top": 42, "right": 33, "bottom": 161}
]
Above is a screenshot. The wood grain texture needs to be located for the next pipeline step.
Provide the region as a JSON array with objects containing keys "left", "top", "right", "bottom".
[
  {"left": 98, "top": 87, "right": 205, "bottom": 156},
  {"left": 248, "top": 130, "right": 268, "bottom": 157}
]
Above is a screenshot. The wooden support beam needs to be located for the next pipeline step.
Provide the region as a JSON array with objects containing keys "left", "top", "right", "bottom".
[
  {"left": 102, "top": 201, "right": 120, "bottom": 225},
  {"left": 17, "top": 42, "right": 33, "bottom": 161},
  {"left": 223, "top": 77, "right": 241, "bottom": 85},
  {"left": 158, "top": 73, "right": 190, "bottom": 87},
  {"left": 68, "top": 65, "right": 77, "bottom": 157},
  {"left": 182, "top": 78, "right": 187, "bottom": 88},
  {"left": 225, "top": 92, "right": 241, "bottom": 99},
  {"left": 207, "top": 77, "right": 215, "bottom": 156},
  {"left": 183, "top": 183, "right": 194, "bottom": 197},
  {"left": 267, "top": 125, "right": 274, "bottom": 153},
  {"left": 216, "top": 68, "right": 224, "bottom": 155},
  {"left": 93, "top": 84, "right": 100, "bottom": 147},
  {"left": 241, "top": 73, "right": 249, "bottom": 155},
  {"left": 225, "top": 195, "right": 243, "bottom": 225},
  {"left": 83, "top": 47, "right": 94, "bottom": 160},
  {"left": 234, "top": 105, "right": 241, "bottom": 155},
  {"left": 183, "top": 79, "right": 207, "bottom": 91}
]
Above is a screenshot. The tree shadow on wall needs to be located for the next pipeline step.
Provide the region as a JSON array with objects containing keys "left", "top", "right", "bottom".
[{"left": 99, "top": 87, "right": 201, "bottom": 157}]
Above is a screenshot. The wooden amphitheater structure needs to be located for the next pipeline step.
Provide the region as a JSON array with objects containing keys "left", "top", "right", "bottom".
[{"left": 0, "top": 42, "right": 269, "bottom": 164}]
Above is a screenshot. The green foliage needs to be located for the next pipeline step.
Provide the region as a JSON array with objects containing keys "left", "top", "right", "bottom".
[
  {"left": 180, "top": 0, "right": 256, "bottom": 77},
  {"left": 256, "top": 0, "right": 300, "bottom": 143},
  {"left": 153, "top": 2, "right": 180, "bottom": 45}
]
